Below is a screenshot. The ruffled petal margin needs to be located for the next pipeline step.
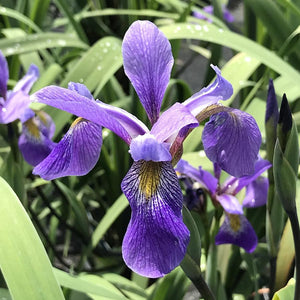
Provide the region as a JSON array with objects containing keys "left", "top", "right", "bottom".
[
  {"left": 121, "top": 160, "right": 189, "bottom": 277},
  {"left": 33, "top": 118, "right": 102, "bottom": 180}
]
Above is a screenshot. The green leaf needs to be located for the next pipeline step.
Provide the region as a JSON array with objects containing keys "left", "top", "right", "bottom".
[
  {"left": 0, "top": 33, "right": 88, "bottom": 57},
  {"left": 54, "top": 269, "right": 127, "bottom": 300},
  {"left": 0, "top": 288, "right": 11, "bottom": 299},
  {"left": 273, "top": 278, "right": 295, "bottom": 300},
  {"left": 92, "top": 193, "right": 128, "bottom": 248},
  {"left": 62, "top": 36, "right": 122, "bottom": 93},
  {"left": 0, "top": 177, "right": 64, "bottom": 300},
  {"left": 160, "top": 22, "right": 300, "bottom": 87}
]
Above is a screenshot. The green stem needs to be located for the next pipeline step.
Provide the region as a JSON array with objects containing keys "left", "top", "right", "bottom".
[
  {"left": 180, "top": 254, "right": 216, "bottom": 300},
  {"left": 288, "top": 211, "right": 300, "bottom": 300}
]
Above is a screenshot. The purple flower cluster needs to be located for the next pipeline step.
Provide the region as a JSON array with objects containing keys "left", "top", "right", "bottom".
[{"left": 30, "top": 21, "right": 262, "bottom": 277}]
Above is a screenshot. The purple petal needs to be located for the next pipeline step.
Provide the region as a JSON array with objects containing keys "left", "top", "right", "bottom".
[
  {"left": 234, "top": 158, "right": 271, "bottom": 193},
  {"left": 223, "top": 9, "right": 234, "bottom": 23},
  {"left": 215, "top": 214, "right": 258, "bottom": 253},
  {"left": 19, "top": 116, "right": 56, "bottom": 166},
  {"left": 182, "top": 65, "right": 233, "bottom": 117},
  {"left": 202, "top": 109, "right": 262, "bottom": 177},
  {"left": 35, "top": 110, "right": 56, "bottom": 139},
  {"left": 0, "top": 51, "right": 8, "bottom": 99},
  {"left": 150, "top": 103, "right": 198, "bottom": 143},
  {"left": 129, "top": 133, "right": 171, "bottom": 162},
  {"left": 68, "top": 82, "right": 94, "bottom": 100},
  {"left": 32, "top": 86, "right": 148, "bottom": 144},
  {"left": 176, "top": 159, "right": 217, "bottom": 195},
  {"left": 121, "top": 160, "right": 189, "bottom": 277},
  {"left": 122, "top": 20, "right": 174, "bottom": 124},
  {"left": 265, "top": 79, "right": 279, "bottom": 125},
  {"left": 33, "top": 118, "right": 102, "bottom": 180},
  {"left": 0, "top": 90, "right": 31, "bottom": 124},
  {"left": 243, "top": 176, "right": 269, "bottom": 208},
  {"left": 13, "top": 64, "right": 39, "bottom": 94},
  {"left": 216, "top": 194, "right": 243, "bottom": 214}
]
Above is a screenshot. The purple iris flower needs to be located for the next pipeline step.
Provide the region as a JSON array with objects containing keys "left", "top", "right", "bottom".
[
  {"left": 193, "top": 5, "right": 234, "bottom": 23},
  {"left": 177, "top": 157, "right": 271, "bottom": 252},
  {"left": 31, "top": 20, "right": 259, "bottom": 277},
  {"left": 0, "top": 51, "right": 55, "bottom": 166}
]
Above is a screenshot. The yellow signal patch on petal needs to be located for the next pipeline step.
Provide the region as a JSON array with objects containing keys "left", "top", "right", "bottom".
[
  {"left": 24, "top": 117, "right": 40, "bottom": 139},
  {"left": 229, "top": 214, "right": 241, "bottom": 232},
  {"left": 139, "top": 161, "right": 162, "bottom": 200}
]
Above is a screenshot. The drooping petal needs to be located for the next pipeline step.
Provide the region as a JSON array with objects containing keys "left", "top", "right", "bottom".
[
  {"left": 215, "top": 214, "right": 258, "bottom": 253},
  {"left": 31, "top": 86, "right": 148, "bottom": 144},
  {"left": 13, "top": 64, "right": 39, "bottom": 94},
  {"left": 121, "top": 160, "right": 189, "bottom": 277},
  {"left": 182, "top": 65, "right": 233, "bottom": 117},
  {"left": 0, "top": 51, "right": 8, "bottom": 99},
  {"left": 19, "top": 116, "right": 56, "bottom": 166},
  {"left": 243, "top": 176, "right": 269, "bottom": 208},
  {"left": 215, "top": 194, "right": 243, "bottom": 214},
  {"left": 0, "top": 90, "right": 31, "bottom": 124},
  {"left": 150, "top": 103, "right": 198, "bottom": 143},
  {"left": 122, "top": 20, "right": 174, "bottom": 124},
  {"left": 202, "top": 109, "right": 262, "bottom": 177},
  {"left": 129, "top": 133, "right": 171, "bottom": 162},
  {"left": 234, "top": 158, "right": 271, "bottom": 193},
  {"left": 176, "top": 159, "right": 217, "bottom": 195},
  {"left": 33, "top": 118, "right": 102, "bottom": 180}
]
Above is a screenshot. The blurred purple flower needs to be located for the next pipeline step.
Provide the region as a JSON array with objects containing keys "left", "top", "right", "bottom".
[
  {"left": 177, "top": 157, "right": 271, "bottom": 252},
  {"left": 0, "top": 51, "right": 55, "bottom": 165},
  {"left": 193, "top": 5, "right": 234, "bottom": 23}
]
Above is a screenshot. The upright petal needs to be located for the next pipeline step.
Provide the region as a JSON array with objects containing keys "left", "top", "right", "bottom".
[
  {"left": 215, "top": 214, "right": 258, "bottom": 253},
  {"left": 121, "top": 160, "right": 189, "bottom": 277},
  {"left": 182, "top": 65, "right": 233, "bottom": 117},
  {"left": 13, "top": 64, "right": 39, "bottom": 94},
  {"left": 243, "top": 176, "right": 269, "bottom": 208},
  {"left": 0, "top": 51, "right": 8, "bottom": 99},
  {"left": 129, "top": 133, "right": 171, "bottom": 162},
  {"left": 0, "top": 90, "right": 31, "bottom": 124},
  {"left": 202, "top": 109, "right": 262, "bottom": 177},
  {"left": 215, "top": 194, "right": 243, "bottom": 214},
  {"left": 176, "top": 159, "right": 217, "bottom": 195},
  {"left": 122, "top": 20, "right": 174, "bottom": 124},
  {"left": 150, "top": 103, "right": 198, "bottom": 143},
  {"left": 32, "top": 86, "right": 148, "bottom": 144},
  {"left": 19, "top": 116, "right": 56, "bottom": 166},
  {"left": 33, "top": 118, "right": 102, "bottom": 180},
  {"left": 265, "top": 79, "right": 279, "bottom": 125}
]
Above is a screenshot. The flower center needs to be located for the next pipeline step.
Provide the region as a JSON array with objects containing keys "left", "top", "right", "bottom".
[
  {"left": 229, "top": 214, "right": 241, "bottom": 232},
  {"left": 139, "top": 161, "right": 162, "bottom": 201}
]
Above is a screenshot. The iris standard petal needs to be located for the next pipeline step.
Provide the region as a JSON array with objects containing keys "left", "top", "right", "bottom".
[
  {"left": 176, "top": 159, "right": 217, "bottom": 195},
  {"left": 215, "top": 214, "right": 258, "bottom": 252},
  {"left": 0, "top": 90, "right": 31, "bottom": 124},
  {"left": 121, "top": 160, "right": 189, "bottom": 277},
  {"left": 0, "top": 51, "right": 8, "bottom": 99},
  {"left": 202, "top": 109, "right": 262, "bottom": 177},
  {"left": 243, "top": 176, "right": 269, "bottom": 208},
  {"left": 31, "top": 86, "right": 148, "bottom": 143},
  {"left": 182, "top": 65, "right": 233, "bottom": 117},
  {"left": 129, "top": 133, "right": 171, "bottom": 162},
  {"left": 265, "top": 79, "right": 279, "bottom": 125},
  {"left": 150, "top": 103, "right": 198, "bottom": 143},
  {"left": 215, "top": 194, "right": 243, "bottom": 214},
  {"left": 33, "top": 118, "right": 102, "bottom": 180},
  {"left": 122, "top": 20, "right": 174, "bottom": 124},
  {"left": 19, "top": 116, "right": 56, "bottom": 166},
  {"left": 13, "top": 64, "right": 39, "bottom": 94},
  {"left": 234, "top": 158, "right": 271, "bottom": 193}
]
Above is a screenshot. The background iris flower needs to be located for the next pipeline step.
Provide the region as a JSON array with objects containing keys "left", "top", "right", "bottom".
[
  {"left": 177, "top": 157, "right": 271, "bottom": 252},
  {"left": 0, "top": 51, "right": 55, "bottom": 166},
  {"left": 31, "top": 20, "right": 260, "bottom": 277}
]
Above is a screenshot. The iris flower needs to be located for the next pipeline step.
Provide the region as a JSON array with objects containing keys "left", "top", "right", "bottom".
[
  {"left": 0, "top": 51, "right": 55, "bottom": 165},
  {"left": 31, "top": 20, "right": 260, "bottom": 277},
  {"left": 193, "top": 5, "right": 234, "bottom": 23},
  {"left": 177, "top": 157, "right": 271, "bottom": 252}
]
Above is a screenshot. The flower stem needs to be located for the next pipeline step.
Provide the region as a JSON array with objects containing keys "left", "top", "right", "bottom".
[
  {"left": 288, "top": 211, "right": 300, "bottom": 300},
  {"left": 180, "top": 254, "right": 216, "bottom": 300}
]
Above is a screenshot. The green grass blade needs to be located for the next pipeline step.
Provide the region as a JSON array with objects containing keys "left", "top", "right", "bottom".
[{"left": 0, "top": 177, "right": 65, "bottom": 300}]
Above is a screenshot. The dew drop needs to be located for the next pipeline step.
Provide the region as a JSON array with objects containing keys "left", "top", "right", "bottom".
[
  {"left": 103, "top": 48, "right": 108, "bottom": 53},
  {"left": 244, "top": 56, "right": 251, "bottom": 62},
  {"left": 195, "top": 25, "right": 202, "bottom": 31},
  {"left": 105, "top": 42, "right": 111, "bottom": 47},
  {"left": 58, "top": 39, "right": 66, "bottom": 46},
  {"left": 2, "top": 107, "right": 7, "bottom": 112},
  {"left": 97, "top": 65, "right": 102, "bottom": 71},
  {"left": 203, "top": 25, "right": 209, "bottom": 32},
  {"left": 79, "top": 78, "right": 84, "bottom": 83}
]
